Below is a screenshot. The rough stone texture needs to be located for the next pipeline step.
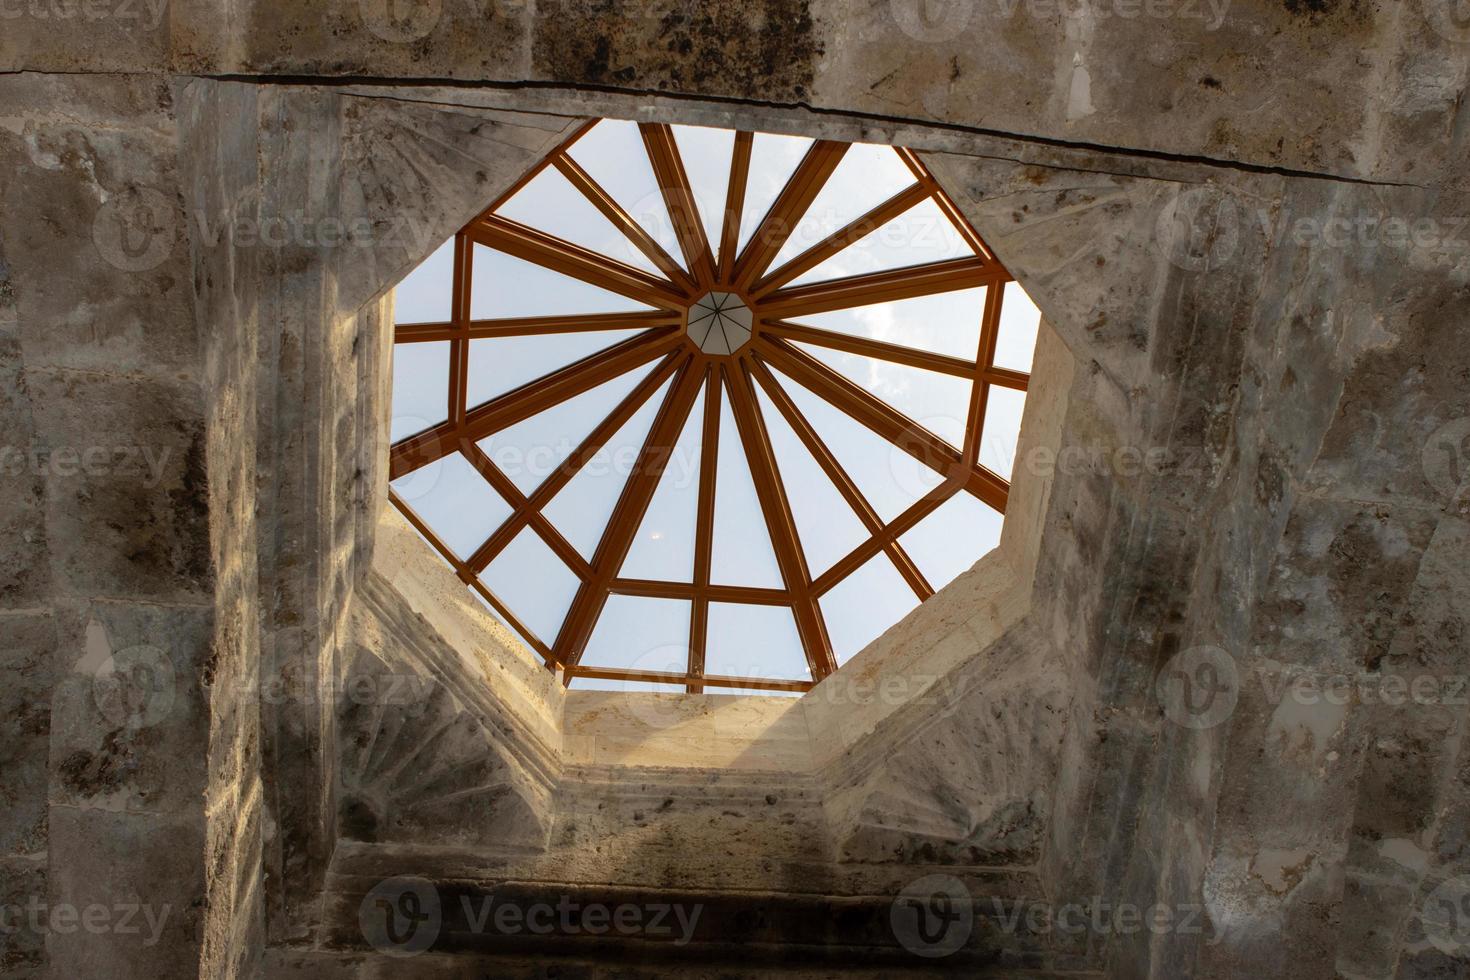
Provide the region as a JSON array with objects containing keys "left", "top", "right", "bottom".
[{"left": 0, "top": 9, "right": 1467, "bottom": 978}]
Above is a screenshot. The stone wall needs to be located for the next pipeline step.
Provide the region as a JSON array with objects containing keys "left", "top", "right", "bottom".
[{"left": 0, "top": 7, "right": 1466, "bottom": 977}]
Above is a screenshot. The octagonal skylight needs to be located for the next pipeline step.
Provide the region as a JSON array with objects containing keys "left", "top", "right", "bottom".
[{"left": 387, "top": 118, "right": 1042, "bottom": 694}]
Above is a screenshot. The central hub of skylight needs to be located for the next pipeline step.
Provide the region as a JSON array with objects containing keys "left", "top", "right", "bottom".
[{"left": 686, "top": 291, "right": 753, "bottom": 355}]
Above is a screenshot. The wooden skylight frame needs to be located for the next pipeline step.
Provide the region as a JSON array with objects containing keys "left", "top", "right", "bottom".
[{"left": 387, "top": 119, "right": 1031, "bottom": 694}]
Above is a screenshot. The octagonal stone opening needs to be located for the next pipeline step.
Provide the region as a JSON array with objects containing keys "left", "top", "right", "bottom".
[
  {"left": 263, "top": 93, "right": 1109, "bottom": 968},
  {"left": 385, "top": 116, "right": 1049, "bottom": 701}
]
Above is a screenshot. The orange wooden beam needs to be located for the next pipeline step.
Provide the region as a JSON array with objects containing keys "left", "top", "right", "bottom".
[
  {"left": 726, "top": 356, "right": 836, "bottom": 680},
  {"left": 555, "top": 360, "right": 706, "bottom": 669}
]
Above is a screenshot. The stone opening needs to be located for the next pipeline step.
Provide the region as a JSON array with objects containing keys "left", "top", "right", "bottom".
[{"left": 384, "top": 117, "right": 1048, "bottom": 699}]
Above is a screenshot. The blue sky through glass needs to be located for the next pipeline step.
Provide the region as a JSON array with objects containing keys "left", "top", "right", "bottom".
[{"left": 543, "top": 376, "right": 673, "bottom": 560}]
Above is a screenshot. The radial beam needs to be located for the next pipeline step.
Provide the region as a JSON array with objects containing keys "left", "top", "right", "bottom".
[
  {"left": 748, "top": 357, "right": 932, "bottom": 602},
  {"left": 461, "top": 310, "right": 684, "bottom": 339},
  {"left": 553, "top": 153, "right": 697, "bottom": 293},
  {"left": 467, "top": 118, "right": 600, "bottom": 227},
  {"left": 750, "top": 182, "right": 929, "bottom": 298},
  {"left": 761, "top": 320, "right": 978, "bottom": 378},
  {"left": 726, "top": 357, "right": 837, "bottom": 680},
  {"left": 555, "top": 361, "right": 707, "bottom": 669},
  {"left": 464, "top": 351, "right": 686, "bottom": 574},
  {"left": 449, "top": 232, "right": 473, "bottom": 426},
  {"left": 757, "top": 256, "right": 1004, "bottom": 319},
  {"left": 470, "top": 214, "right": 689, "bottom": 310},
  {"left": 732, "top": 140, "right": 849, "bottom": 291},
  {"left": 894, "top": 146, "right": 996, "bottom": 262},
  {"left": 388, "top": 328, "right": 682, "bottom": 480},
  {"left": 640, "top": 122, "right": 717, "bottom": 289},
  {"left": 687, "top": 366, "right": 723, "bottom": 692},
  {"left": 462, "top": 329, "right": 684, "bottom": 444},
  {"left": 716, "top": 131, "right": 753, "bottom": 283},
  {"left": 753, "top": 335, "right": 1009, "bottom": 513}
]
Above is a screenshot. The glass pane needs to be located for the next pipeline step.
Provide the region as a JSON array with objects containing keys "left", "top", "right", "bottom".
[
  {"left": 898, "top": 492, "right": 1004, "bottom": 591},
  {"left": 786, "top": 286, "right": 986, "bottom": 361},
  {"left": 580, "top": 595, "right": 691, "bottom": 672},
  {"left": 737, "top": 132, "right": 814, "bottom": 253},
  {"left": 754, "top": 385, "right": 869, "bottom": 578},
  {"left": 620, "top": 388, "right": 705, "bottom": 582},
  {"left": 980, "top": 386, "right": 1027, "bottom": 481},
  {"left": 465, "top": 328, "right": 645, "bottom": 410},
  {"left": 496, "top": 165, "right": 665, "bottom": 278},
  {"left": 671, "top": 124, "right": 736, "bottom": 264},
  {"left": 476, "top": 359, "right": 659, "bottom": 497},
  {"left": 566, "top": 120, "right": 686, "bottom": 269},
  {"left": 470, "top": 245, "right": 654, "bottom": 319},
  {"left": 480, "top": 526, "right": 581, "bottom": 645},
  {"left": 818, "top": 551, "right": 920, "bottom": 666},
  {"left": 704, "top": 603, "right": 809, "bottom": 682},
  {"left": 390, "top": 341, "right": 450, "bottom": 442},
  {"left": 791, "top": 342, "right": 973, "bottom": 449},
  {"left": 710, "top": 391, "right": 784, "bottom": 588},
  {"left": 394, "top": 237, "right": 454, "bottom": 325},
  {"left": 768, "top": 142, "right": 917, "bottom": 272},
  {"left": 789, "top": 197, "right": 972, "bottom": 287},
  {"left": 390, "top": 450, "right": 512, "bottom": 560},
  {"left": 543, "top": 377, "right": 673, "bottom": 560},
  {"left": 767, "top": 365, "right": 930, "bottom": 522},
  {"left": 993, "top": 280, "right": 1042, "bottom": 373}
]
